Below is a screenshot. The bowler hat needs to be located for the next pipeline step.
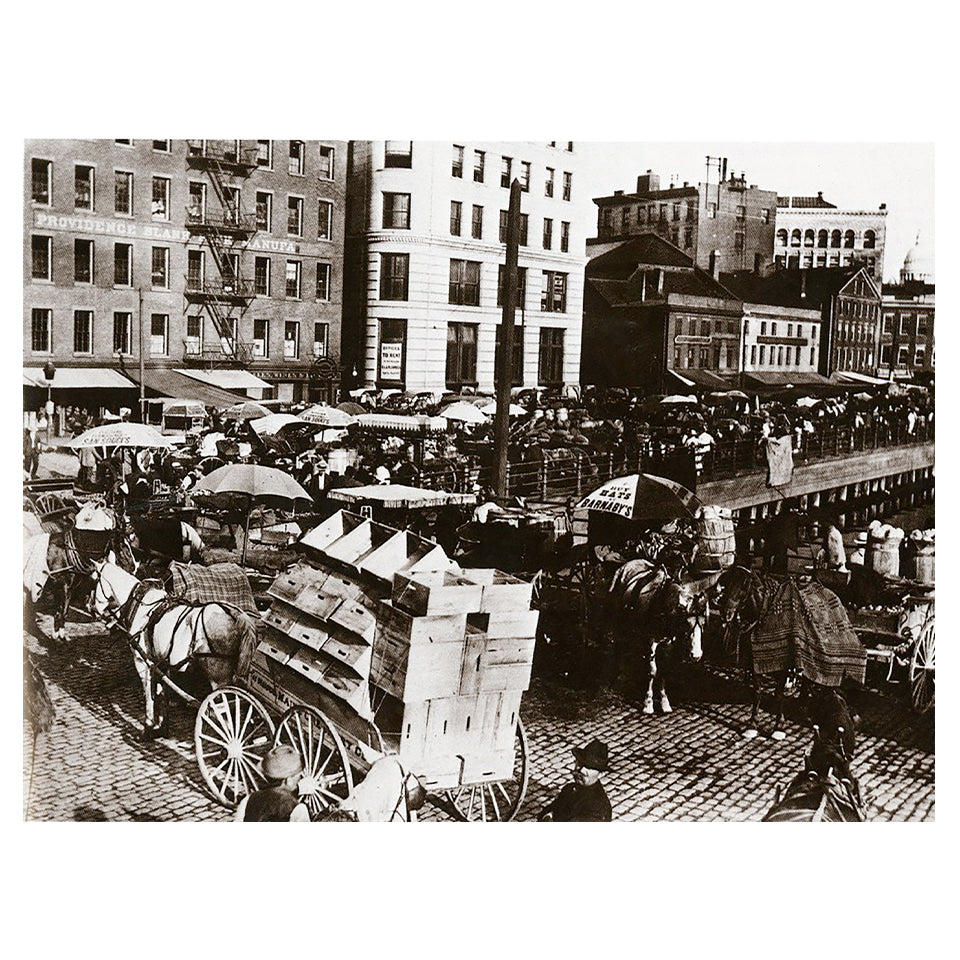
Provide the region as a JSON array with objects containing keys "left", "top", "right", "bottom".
[
  {"left": 572, "top": 739, "right": 609, "bottom": 772},
  {"left": 262, "top": 745, "right": 304, "bottom": 781}
]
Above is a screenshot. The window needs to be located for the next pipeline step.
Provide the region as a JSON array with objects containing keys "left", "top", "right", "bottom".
[
  {"left": 446, "top": 323, "right": 478, "bottom": 388},
  {"left": 317, "top": 199, "right": 333, "bottom": 240},
  {"left": 31, "top": 308, "right": 51, "bottom": 353},
  {"left": 684, "top": 227, "right": 693, "bottom": 249},
  {"left": 380, "top": 253, "right": 410, "bottom": 301},
  {"left": 471, "top": 204, "right": 483, "bottom": 239},
  {"left": 750, "top": 344, "right": 757, "bottom": 366},
  {"left": 115, "top": 171, "right": 133, "bottom": 215},
  {"left": 151, "top": 176, "right": 170, "bottom": 220},
  {"left": 541, "top": 271, "right": 567, "bottom": 312},
  {"left": 520, "top": 161, "right": 531, "bottom": 192},
  {"left": 519, "top": 213, "right": 528, "bottom": 246},
  {"left": 759, "top": 345, "right": 766, "bottom": 365},
  {"left": 316, "top": 262, "right": 331, "bottom": 300},
  {"left": 384, "top": 141, "right": 413, "bottom": 168},
  {"left": 75, "top": 165, "right": 94, "bottom": 210},
  {"left": 498, "top": 265, "right": 527, "bottom": 309},
  {"left": 185, "top": 315, "right": 203, "bottom": 355},
  {"left": 844, "top": 230, "right": 855, "bottom": 248},
  {"left": 74, "top": 239, "right": 94, "bottom": 283},
  {"left": 150, "top": 314, "right": 169, "bottom": 356},
  {"left": 545, "top": 167, "right": 555, "bottom": 197},
  {"left": 562, "top": 171, "right": 572, "bottom": 201},
  {"left": 915, "top": 346, "right": 926, "bottom": 366},
  {"left": 382, "top": 192, "right": 410, "bottom": 229},
  {"left": 803, "top": 229, "right": 814, "bottom": 247},
  {"left": 318, "top": 146, "right": 335, "bottom": 181},
  {"left": 863, "top": 229, "right": 876, "bottom": 249},
  {"left": 566, "top": 142, "right": 574, "bottom": 151},
  {"left": 776, "top": 229, "right": 788, "bottom": 246},
  {"left": 452, "top": 144, "right": 464, "bottom": 178},
  {"left": 450, "top": 200, "right": 462, "bottom": 236},
  {"left": 883, "top": 312, "right": 893, "bottom": 333},
  {"left": 313, "top": 322, "right": 328, "bottom": 358},
  {"left": 917, "top": 314, "right": 928, "bottom": 336},
  {"left": 284, "top": 321, "right": 300, "bottom": 359},
  {"left": 785, "top": 346, "right": 792, "bottom": 365},
  {"left": 224, "top": 185, "right": 241, "bottom": 225},
  {"left": 810, "top": 346, "right": 816, "bottom": 366},
  {"left": 253, "top": 319, "right": 268, "bottom": 358},
  {"left": 538, "top": 328, "right": 565, "bottom": 384},
  {"left": 31, "top": 236, "right": 51, "bottom": 280},
  {"left": 495, "top": 323, "right": 524, "bottom": 386},
  {"left": 70, "top": 309, "right": 91, "bottom": 355},
  {"left": 707, "top": 202, "right": 717, "bottom": 219},
  {"left": 897, "top": 345, "right": 910, "bottom": 366},
  {"left": 473, "top": 149, "right": 485, "bottom": 182},
  {"left": 256, "top": 140, "right": 272, "bottom": 168},
  {"left": 830, "top": 229, "right": 841, "bottom": 248},
  {"left": 254, "top": 256, "right": 270, "bottom": 296},
  {"left": 560, "top": 221, "right": 570, "bottom": 253},
  {"left": 152, "top": 140, "right": 170, "bottom": 152},
  {"left": 449, "top": 259, "right": 481, "bottom": 306},
  {"left": 285, "top": 260, "right": 301, "bottom": 298},
  {"left": 501, "top": 156, "right": 512, "bottom": 188},
  {"left": 32, "top": 159, "right": 51, "bottom": 204},
  {"left": 499, "top": 210, "right": 508, "bottom": 243},
  {"left": 115, "top": 139, "right": 133, "bottom": 146},
  {"left": 151, "top": 247, "right": 169, "bottom": 288},
  {"left": 219, "top": 317, "right": 239, "bottom": 356},
  {"left": 187, "top": 181, "right": 206, "bottom": 223},
  {"left": 256, "top": 191, "right": 272, "bottom": 231},
  {"left": 671, "top": 229, "right": 680, "bottom": 247},
  {"left": 114, "top": 242, "right": 132, "bottom": 286},
  {"left": 185, "top": 249, "right": 204, "bottom": 291},
  {"left": 288, "top": 196, "right": 304, "bottom": 236},
  {"left": 622, "top": 209, "right": 632, "bottom": 233},
  {"left": 701, "top": 319, "right": 712, "bottom": 336},
  {"left": 289, "top": 140, "right": 305, "bottom": 175},
  {"left": 113, "top": 312, "right": 132, "bottom": 355},
  {"left": 378, "top": 318, "right": 407, "bottom": 384},
  {"left": 673, "top": 203, "right": 681, "bottom": 222},
  {"left": 543, "top": 217, "right": 553, "bottom": 250},
  {"left": 761, "top": 208, "right": 770, "bottom": 224},
  {"left": 687, "top": 345, "right": 695, "bottom": 367}
]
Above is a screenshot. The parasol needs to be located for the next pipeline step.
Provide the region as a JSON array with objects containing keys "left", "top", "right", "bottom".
[
  {"left": 660, "top": 394, "right": 699, "bottom": 405},
  {"left": 336, "top": 401, "right": 365, "bottom": 416},
  {"left": 70, "top": 423, "right": 171, "bottom": 449},
  {"left": 162, "top": 399, "right": 207, "bottom": 418},
  {"left": 440, "top": 400, "right": 488, "bottom": 424},
  {"left": 576, "top": 473, "right": 703, "bottom": 521},
  {"left": 794, "top": 396, "right": 820, "bottom": 409},
  {"left": 300, "top": 404, "right": 356, "bottom": 427},
  {"left": 223, "top": 400, "right": 271, "bottom": 421},
  {"left": 249, "top": 413, "right": 308, "bottom": 435}
]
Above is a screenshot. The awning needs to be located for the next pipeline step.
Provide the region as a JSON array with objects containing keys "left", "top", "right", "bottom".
[
  {"left": 744, "top": 371, "right": 835, "bottom": 387},
  {"left": 129, "top": 369, "right": 246, "bottom": 407},
  {"left": 175, "top": 368, "right": 273, "bottom": 391},
  {"left": 352, "top": 414, "right": 449, "bottom": 434},
  {"left": 23, "top": 367, "right": 137, "bottom": 389},
  {"left": 831, "top": 371, "right": 890, "bottom": 386},
  {"left": 328, "top": 484, "right": 477, "bottom": 509},
  {"left": 668, "top": 369, "right": 735, "bottom": 390}
]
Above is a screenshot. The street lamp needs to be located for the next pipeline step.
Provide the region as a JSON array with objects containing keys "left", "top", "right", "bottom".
[{"left": 43, "top": 359, "right": 56, "bottom": 444}]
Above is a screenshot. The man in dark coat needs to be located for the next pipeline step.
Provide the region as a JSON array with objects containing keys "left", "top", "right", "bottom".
[
  {"left": 234, "top": 745, "right": 310, "bottom": 822},
  {"left": 538, "top": 739, "right": 612, "bottom": 821}
]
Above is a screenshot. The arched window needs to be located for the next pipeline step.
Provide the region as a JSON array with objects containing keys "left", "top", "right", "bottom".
[
  {"left": 830, "top": 229, "right": 841, "bottom": 248},
  {"left": 844, "top": 229, "right": 855, "bottom": 249},
  {"left": 804, "top": 229, "right": 815, "bottom": 247},
  {"left": 790, "top": 229, "right": 801, "bottom": 247},
  {"left": 776, "top": 228, "right": 788, "bottom": 246},
  {"left": 863, "top": 229, "right": 875, "bottom": 249},
  {"left": 817, "top": 229, "right": 828, "bottom": 248}
]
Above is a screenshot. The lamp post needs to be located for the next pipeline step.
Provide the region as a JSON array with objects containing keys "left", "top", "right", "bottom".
[{"left": 43, "top": 359, "right": 56, "bottom": 444}]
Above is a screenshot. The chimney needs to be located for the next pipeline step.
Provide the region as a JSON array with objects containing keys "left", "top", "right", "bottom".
[
  {"left": 709, "top": 251, "right": 718, "bottom": 277},
  {"left": 683, "top": 181, "right": 689, "bottom": 188},
  {"left": 721, "top": 158, "right": 728, "bottom": 181},
  {"left": 879, "top": 203, "right": 887, "bottom": 210},
  {"left": 613, "top": 190, "right": 623, "bottom": 196},
  {"left": 636, "top": 170, "right": 660, "bottom": 194}
]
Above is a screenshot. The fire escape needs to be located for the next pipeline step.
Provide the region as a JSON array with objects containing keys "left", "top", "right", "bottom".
[{"left": 183, "top": 139, "right": 258, "bottom": 365}]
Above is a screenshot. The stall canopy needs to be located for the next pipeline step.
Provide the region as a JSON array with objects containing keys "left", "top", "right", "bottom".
[
  {"left": 176, "top": 368, "right": 272, "bottom": 397},
  {"left": 831, "top": 371, "right": 891, "bottom": 386},
  {"left": 130, "top": 369, "right": 246, "bottom": 407},
  {"left": 667, "top": 369, "right": 735, "bottom": 390},
  {"left": 23, "top": 367, "right": 137, "bottom": 390},
  {"left": 327, "top": 484, "right": 477, "bottom": 510}
]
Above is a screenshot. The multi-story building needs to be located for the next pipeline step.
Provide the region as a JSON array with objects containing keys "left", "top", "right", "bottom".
[
  {"left": 774, "top": 193, "right": 887, "bottom": 281},
  {"left": 589, "top": 166, "right": 778, "bottom": 277},
  {"left": 880, "top": 234, "right": 935, "bottom": 381},
  {"left": 581, "top": 234, "right": 743, "bottom": 392},
  {"left": 342, "top": 141, "right": 586, "bottom": 394},
  {"left": 739, "top": 303, "right": 823, "bottom": 380},
  {"left": 24, "top": 139, "right": 346, "bottom": 407}
]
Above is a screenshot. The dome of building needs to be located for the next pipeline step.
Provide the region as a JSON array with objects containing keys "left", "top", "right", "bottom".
[{"left": 901, "top": 231, "right": 934, "bottom": 283}]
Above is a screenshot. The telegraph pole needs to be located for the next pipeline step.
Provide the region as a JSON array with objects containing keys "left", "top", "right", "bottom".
[
  {"left": 137, "top": 286, "right": 145, "bottom": 422},
  {"left": 492, "top": 179, "right": 522, "bottom": 498}
]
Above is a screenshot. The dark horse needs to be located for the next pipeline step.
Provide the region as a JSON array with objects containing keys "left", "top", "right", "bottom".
[{"left": 763, "top": 689, "right": 866, "bottom": 821}]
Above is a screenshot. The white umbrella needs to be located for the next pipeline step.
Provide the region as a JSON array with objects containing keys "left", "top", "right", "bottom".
[
  {"left": 223, "top": 400, "right": 271, "bottom": 421},
  {"left": 660, "top": 394, "right": 699, "bottom": 405},
  {"left": 476, "top": 398, "right": 527, "bottom": 416},
  {"left": 440, "top": 400, "right": 488, "bottom": 424},
  {"left": 162, "top": 399, "right": 207, "bottom": 418},
  {"left": 70, "top": 423, "right": 171, "bottom": 449},
  {"left": 795, "top": 397, "right": 819, "bottom": 409},
  {"left": 250, "top": 413, "right": 308, "bottom": 435},
  {"left": 299, "top": 404, "right": 356, "bottom": 427}
]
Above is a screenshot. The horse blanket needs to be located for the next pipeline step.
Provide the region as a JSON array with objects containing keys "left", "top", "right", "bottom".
[
  {"left": 752, "top": 580, "right": 866, "bottom": 686},
  {"left": 765, "top": 435, "right": 794, "bottom": 488},
  {"left": 167, "top": 561, "right": 257, "bottom": 616}
]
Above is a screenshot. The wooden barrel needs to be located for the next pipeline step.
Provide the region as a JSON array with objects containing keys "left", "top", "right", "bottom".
[
  {"left": 907, "top": 541, "right": 935, "bottom": 585},
  {"left": 866, "top": 535, "right": 902, "bottom": 577},
  {"left": 696, "top": 512, "right": 736, "bottom": 570}
]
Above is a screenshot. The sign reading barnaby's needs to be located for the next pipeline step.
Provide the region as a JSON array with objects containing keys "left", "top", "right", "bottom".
[{"left": 577, "top": 474, "right": 638, "bottom": 517}]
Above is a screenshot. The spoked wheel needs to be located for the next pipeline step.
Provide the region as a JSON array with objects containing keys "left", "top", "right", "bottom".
[
  {"left": 443, "top": 719, "right": 529, "bottom": 822},
  {"left": 909, "top": 619, "right": 935, "bottom": 714},
  {"left": 195, "top": 685, "right": 275, "bottom": 808},
  {"left": 273, "top": 705, "right": 354, "bottom": 819}
]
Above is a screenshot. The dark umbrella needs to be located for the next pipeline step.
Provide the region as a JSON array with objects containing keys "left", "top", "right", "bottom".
[
  {"left": 576, "top": 473, "right": 703, "bottom": 521},
  {"left": 336, "top": 402, "right": 365, "bottom": 416}
]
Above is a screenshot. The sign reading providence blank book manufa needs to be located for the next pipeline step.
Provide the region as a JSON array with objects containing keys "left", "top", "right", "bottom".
[{"left": 379, "top": 340, "right": 403, "bottom": 381}]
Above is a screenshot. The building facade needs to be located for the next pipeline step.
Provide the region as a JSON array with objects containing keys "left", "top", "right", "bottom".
[
  {"left": 740, "top": 303, "right": 822, "bottom": 375},
  {"left": 589, "top": 167, "right": 778, "bottom": 277},
  {"left": 774, "top": 193, "right": 887, "bottom": 281},
  {"left": 25, "top": 139, "right": 346, "bottom": 404},
  {"left": 342, "top": 141, "right": 586, "bottom": 393}
]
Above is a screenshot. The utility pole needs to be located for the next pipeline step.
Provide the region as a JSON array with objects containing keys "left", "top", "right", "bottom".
[
  {"left": 492, "top": 179, "right": 522, "bottom": 498},
  {"left": 137, "top": 286, "right": 145, "bottom": 423}
]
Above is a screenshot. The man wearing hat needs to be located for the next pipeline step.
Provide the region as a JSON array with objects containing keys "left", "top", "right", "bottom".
[
  {"left": 233, "top": 745, "right": 310, "bottom": 822},
  {"left": 538, "top": 739, "right": 612, "bottom": 822}
]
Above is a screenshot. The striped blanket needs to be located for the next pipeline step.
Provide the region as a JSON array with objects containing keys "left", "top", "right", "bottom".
[
  {"left": 753, "top": 580, "right": 866, "bottom": 686},
  {"left": 167, "top": 561, "right": 258, "bottom": 616}
]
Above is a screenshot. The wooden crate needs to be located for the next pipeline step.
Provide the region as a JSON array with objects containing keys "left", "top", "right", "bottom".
[
  {"left": 298, "top": 510, "right": 366, "bottom": 555},
  {"left": 320, "top": 631, "right": 372, "bottom": 678},
  {"left": 375, "top": 599, "right": 467, "bottom": 646},
  {"left": 392, "top": 570, "right": 484, "bottom": 617},
  {"left": 264, "top": 600, "right": 330, "bottom": 652},
  {"left": 464, "top": 568, "right": 535, "bottom": 613},
  {"left": 255, "top": 633, "right": 299, "bottom": 666},
  {"left": 467, "top": 610, "right": 539, "bottom": 640},
  {"left": 266, "top": 562, "right": 317, "bottom": 605},
  {"left": 459, "top": 633, "right": 536, "bottom": 696},
  {"left": 370, "top": 633, "right": 465, "bottom": 702},
  {"left": 327, "top": 598, "right": 378, "bottom": 644},
  {"left": 286, "top": 647, "right": 370, "bottom": 714}
]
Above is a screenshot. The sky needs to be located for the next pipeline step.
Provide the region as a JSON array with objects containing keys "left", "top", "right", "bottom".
[{"left": 577, "top": 143, "right": 934, "bottom": 283}]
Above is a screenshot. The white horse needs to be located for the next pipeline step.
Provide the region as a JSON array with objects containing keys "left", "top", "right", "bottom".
[{"left": 91, "top": 555, "right": 258, "bottom": 739}]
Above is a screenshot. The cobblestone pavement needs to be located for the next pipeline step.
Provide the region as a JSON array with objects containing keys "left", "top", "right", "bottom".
[{"left": 24, "top": 614, "right": 934, "bottom": 822}]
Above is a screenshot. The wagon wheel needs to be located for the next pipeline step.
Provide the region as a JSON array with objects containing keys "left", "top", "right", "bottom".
[
  {"left": 35, "top": 493, "right": 68, "bottom": 517},
  {"left": 273, "top": 705, "right": 354, "bottom": 819},
  {"left": 909, "top": 619, "right": 935, "bottom": 714},
  {"left": 195, "top": 685, "right": 275, "bottom": 807},
  {"left": 443, "top": 719, "right": 529, "bottom": 822}
]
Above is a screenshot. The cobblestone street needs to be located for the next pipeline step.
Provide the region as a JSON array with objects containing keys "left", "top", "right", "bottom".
[{"left": 24, "top": 612, "right": 934, "bottom": 822}]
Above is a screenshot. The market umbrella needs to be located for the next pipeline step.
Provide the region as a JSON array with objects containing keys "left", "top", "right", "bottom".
[
  {"left": 70, "top": 423, "right": 172, "bottom": 449},
  {"left": 223, "top": 400, "right": 271, "bottom": 421},
  {"left": 300, "top": 403, "right": 356, "bottom": 427},
  {"left": 192, "top": 463, "right": 312, "bottom": 565},
  {"left": 853, "top": 392, "right": 873, "bottom": 402},
  {"left": 475, "top": 398, "right": 527, "bottom": 417},
  {"left": 249, "top": 413, "right": 308, "bottom": 435},
  {"left": 576, "top": 473, "right": 703, "bottom": 522},
  {"left": 162, "top": 399, "right": 207, "bottom": 418},
  {"left": 440, "top": 400, "right": 488, "bottom": 424},
  {"left": 794, "top": 396, "right": 819, "bottom": 409},
  {"left": 660, "top": 394, "right": 698, "bottom": 405},
  {"left": 336, "top": 401, "right": 365, "bottom": 416},
  {"left": 709, "top": 390, "right": 748, "bottom": 401}
]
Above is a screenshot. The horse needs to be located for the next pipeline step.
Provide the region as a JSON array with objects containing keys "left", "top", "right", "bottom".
[
  {"left": 763, "top": 689, "right": 866, "bottom": 822},
  {"left": 90, "top": 556, "right": 258, "bottom": 740}
]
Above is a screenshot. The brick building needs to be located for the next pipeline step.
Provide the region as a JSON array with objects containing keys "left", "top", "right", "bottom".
[
  {"left": 879, "top": 234, "right": 935, "bottom": 380},
  {"left": 589, "top": 166, "right": 778, "bottom": 277},
  {"left": 24, "top": 139, "right": 346, "bottom": 407}
]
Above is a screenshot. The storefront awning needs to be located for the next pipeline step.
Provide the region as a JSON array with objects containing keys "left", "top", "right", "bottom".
[
  {"left": 668, "top": 369, "right": 735, "bottom": 390},
  {"left": 175, "top": 368, "right": 273, "bottom": 392},
  {"left": 130, "top": 369, "right": 246, "bottom": 407},
  {"left": 744, "top": 371, "right": 835, "bottom": 387},
  {"left": 831, "top": 371, "right": 890, "bottom": 386},
  {"left": 23, "top": 367, "right": 137, "bottom": 389}
]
